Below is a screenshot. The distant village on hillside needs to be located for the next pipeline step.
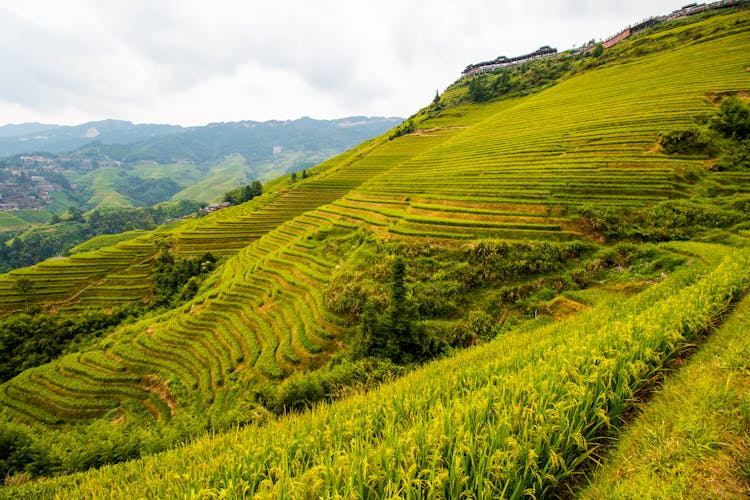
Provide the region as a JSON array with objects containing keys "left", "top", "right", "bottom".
[
  {"left": 461, "top": 0, "right": 747, "bottom": 78},
  {"left": 0, "top": 155, "right": 98, "bottom": 211}
]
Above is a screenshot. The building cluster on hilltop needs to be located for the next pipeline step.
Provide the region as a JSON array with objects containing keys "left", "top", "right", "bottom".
[
  {"left": 579, "top": 0, "right": 748, "bottom": 54},
  {"left": 461, "top": 46, "right": 558, "bottom": 78},
  {"left": 460, "top": 0, "right": 747, "bottom": 78}
]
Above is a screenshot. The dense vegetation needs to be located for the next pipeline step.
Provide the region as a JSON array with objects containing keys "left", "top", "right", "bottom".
[
  {"left": 0, "top": 201, "right": 202, "bottom": 272},
  {"left": 0, "top": 304, "right": 145, "bottom": 384},
  {"left": 222, "top": 179, "right": 262, "bottom": 205},
  {"left": 150, "top": 248, "right": 218, "bottom": 308},
  {"left": 0, "top": 7, "right": 749, "bottom": 496},
  {"left": 9, "top": 243, "right": 748, "bottom": 497}
]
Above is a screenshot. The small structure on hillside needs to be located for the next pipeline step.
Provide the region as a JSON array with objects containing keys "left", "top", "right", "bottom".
[{"left": 461, "top": 46, "right": 557, "bottom": 78}]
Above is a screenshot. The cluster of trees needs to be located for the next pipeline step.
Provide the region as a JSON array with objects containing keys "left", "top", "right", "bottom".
[
  {"left": 576, "top": 198, "right": 747, "bottom": 242},
  {"left": 259, "top": 357, "right": 403, "bottom": 414},
  {"left": 326, "top": 240, "right": 590, "bottom": 366},
  {"left": 151, "top": 247, "right": 218, "bottom": 308},
  {"left": 465, "top": 56, "right": 574, "bottom": 104},
  {"left": 289, "top": 169, "right": 308, "bottom": 182},
  {"left": 0, "top": 404, "right": 206, "bottom": 480},
  {"left": 223, "top": 180, "right": 262, "bottom": 205},
  {"left": 0, "top": 303, "right": 146, "bottom": 383},
  {"left": 0, "top": 200, "right": 203, "bottom": 272},
  {"left": 661, "top": 95, "right": 749, "bottom": 167},
  {"left": 353, "top": 257, "right": 424, "bottom": 363}
]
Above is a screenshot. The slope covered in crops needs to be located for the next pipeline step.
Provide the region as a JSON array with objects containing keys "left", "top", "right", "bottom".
[
  {"left": 9, "top": 242, "right": 749, "bottom": 497},
  {"left": 1, "top": 7, "right": 749, "bottom": 492}
]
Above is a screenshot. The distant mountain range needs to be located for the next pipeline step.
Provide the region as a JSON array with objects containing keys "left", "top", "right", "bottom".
[{"left": 0, "top": 117, "right": 402, "bottom": 162}]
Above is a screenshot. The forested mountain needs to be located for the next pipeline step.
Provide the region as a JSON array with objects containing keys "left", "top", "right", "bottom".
[
  {"left": 70, "top": 116, "right": 402, "bottom": 164},
  {"left": 0, "top": 117, "right": 400, "bottom": 160},
  {"left": 0, "top": 120, "right": 183, "bottom": 156},
  {"left": 0, "top": 123, "right": 59, "bottom": 138}
]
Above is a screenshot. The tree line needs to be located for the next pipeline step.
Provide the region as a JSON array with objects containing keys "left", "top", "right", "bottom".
[{"left": 0, "top": 200, "right": 203, "bottom": 272}]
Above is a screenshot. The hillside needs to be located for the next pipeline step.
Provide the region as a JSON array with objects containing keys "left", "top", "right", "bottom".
[
  {"left": 1, "top": 7, "right": 749, "bottom": 496},
  {"left": 0, "top": 117, "right": 399, "bottom": 228}
]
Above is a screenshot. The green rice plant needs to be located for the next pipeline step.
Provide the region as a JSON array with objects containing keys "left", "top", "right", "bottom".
[{"left": 11, "top": 242, "right": 748, "bottom": 498}]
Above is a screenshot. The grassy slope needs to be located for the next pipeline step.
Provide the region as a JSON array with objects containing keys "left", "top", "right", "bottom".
[
  {"left": 7, "top": 243, "right": 749, "bottom": 498},
  {"left": 0, "top": 9, "right": 748, "bottom": 495},
  {"left": 578, "top": 289, "right": 750, "bottom": 498},
  {"left": 67, "top": 230, "right": 149, "bottom": 254},
  {"left": 167, "top": 155, "right": 250, "bottom": 203},
  {"left": 0, "top": 6, "right": 745, "bottom": 419},
  {"left": 73, "top": 167, "right": 133, "bottom": 208},
  {"left": 0, "top": 136, "right": 387, "bottom": 316},
  {"left": 2, "top": 11, "right": 746, "bottom": 316},
  {"left": 0, "top": 213, "right": 27, "bottom": 232}
]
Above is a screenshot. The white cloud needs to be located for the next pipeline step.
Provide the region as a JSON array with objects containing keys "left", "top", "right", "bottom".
[{"left": 0, "top": 0, "right": 686, "bottom": 126}]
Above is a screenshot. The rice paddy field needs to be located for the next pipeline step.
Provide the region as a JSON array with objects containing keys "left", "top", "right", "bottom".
[{"left": 1, "top": 8, "right": 749, "bottom": 497}]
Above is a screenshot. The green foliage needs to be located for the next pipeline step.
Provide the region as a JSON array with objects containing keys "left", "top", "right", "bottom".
[
  {"left": 112, "top": 174, "right": 182, "bottom": 206},
  {"left": 388, "top": 119, "right": 415, "bottom": 140},
  {"left": 353, "top": 256, "right": 424, "bottom": 363},
  {"left": 0, "top": 11, "right": 749, "bottom": 490},
  {"left": 222, "top": 180, "right": 262, "bottom": 205},
  {"left": 581, "top": 293, "right": 750, "bottom": 498},
  {"left": 467, "top": 77, "right": 491, "bottom": 103},
  {"left": 0, "top": 200, "right": 202, "bottom": 272},
  {"left": 710, "top": 96, "right": 750, "bottom": 141},
  {"left": 458, "top": 55, "right": 574, "bottom": 105},
  {"left": 8, "top": 245, "right": 748, "bottom": 498},
  {"left": 661, "top": 95, "right": 750, "bottom": 170},
  {"left": 151, "top": 250, "right": 218, "bottom": 308},
  {"left": 575, "top": 200, "right": 744, "bottom": 241},
  {"left": 0, "top": 303, "right": 146, "bottom": 383},
  {"left": 660, "top": 128, "right": 714, "bottom": 155},
  {"left": 337, "top": 239, "right": 592, "bottom": 363},
  {"left": 12, "top": 277, "right": 33, "bottom": 297}
]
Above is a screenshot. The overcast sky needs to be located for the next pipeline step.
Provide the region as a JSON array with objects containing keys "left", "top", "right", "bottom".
[{"left": 0, "top": 0, "right": 687, "bottom": 126}]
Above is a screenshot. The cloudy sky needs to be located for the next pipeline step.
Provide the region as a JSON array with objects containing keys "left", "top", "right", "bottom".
[{"left": 0, "top": 0, "right": 686, "bottom": 126}]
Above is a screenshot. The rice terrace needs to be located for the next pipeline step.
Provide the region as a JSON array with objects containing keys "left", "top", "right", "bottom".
[{"left": 1, "top": 1, "right": 750, "bottom": 498}]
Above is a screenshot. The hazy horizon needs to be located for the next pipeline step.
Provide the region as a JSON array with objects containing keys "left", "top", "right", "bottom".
[{"left": 1, "top": 0, "right": 688, "bottom": 127}]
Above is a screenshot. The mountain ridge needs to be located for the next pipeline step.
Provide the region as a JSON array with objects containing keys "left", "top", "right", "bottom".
[{"left": 0, "top": 116, "right": 402, "bottom": 160}]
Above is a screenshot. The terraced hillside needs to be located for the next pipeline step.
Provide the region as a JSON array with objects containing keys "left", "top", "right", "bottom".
[
  {"left": 1, "top": 8, "right": 749, "bottom": 493},
  {"left": 0, "top": 129, "right": 464, "bottom": 315},
  {"left": 10, "top": 241, "right": 750, "bottom": 497}
]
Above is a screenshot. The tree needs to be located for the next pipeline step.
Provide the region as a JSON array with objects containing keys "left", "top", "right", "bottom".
[
  {"left": 222, "top": 180, "right": 262, "bottom": 205},
  {"left": 711, "top": 96, "right": 750, "bottom": 141},
  {"left": 291, "top": 172, "right": 297, "bottom": 182},
  {"left": 467, "top": 78, "right": 489, "bottom": 103},
  {"left": 354, "top": 256, "right": 420, "bottom": 363},
  {"left": 67, "top": 206, "right": 85, "bottom": 223},
  {"left": 591, "top": 43, "right": 604, "bottom": 58}
]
